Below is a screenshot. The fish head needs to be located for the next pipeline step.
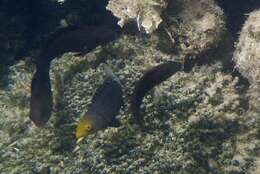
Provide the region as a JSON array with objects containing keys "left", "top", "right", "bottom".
[{"left": 76, "top": 116, "right": 93, "bottom": 139}]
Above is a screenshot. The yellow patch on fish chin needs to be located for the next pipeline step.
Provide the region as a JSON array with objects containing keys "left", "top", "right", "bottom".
[{"left": 76, "top": 117, "right": 93, "bottom": 139}]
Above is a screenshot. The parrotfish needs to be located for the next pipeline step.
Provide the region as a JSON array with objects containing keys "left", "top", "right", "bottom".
[
  {"left": 30, "top": 25, "right": 121, "bottom": 126},
  {"left": 130, "top": 61, "right": 182, "bottom": 126},
  {"left": 76, "top": 66, "right": 123, "bottom": 138}
]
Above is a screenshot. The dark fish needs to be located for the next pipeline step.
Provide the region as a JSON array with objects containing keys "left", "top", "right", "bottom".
[
  {"left": 76, "top": 67, "right": 123, "bottom": 138},
  {"left": 39, "top": 25, "right": 121, "bottom": 63},
  {"left": 130, "top": 61, "right": 182, "bottom": 126},
  {"left": 30, "top": 63, "right": 53, "bottom": 127},
  {"left": 29, "top": 25, "right": 121, "bottom": 126}
]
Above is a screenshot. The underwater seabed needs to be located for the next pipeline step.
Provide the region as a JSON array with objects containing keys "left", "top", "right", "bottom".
[
  {"left": 1, "top": 0, "right": 260, "bottom": 173},
  {"left": 0, "top": 33, "right": 259, "bottom": 173}
]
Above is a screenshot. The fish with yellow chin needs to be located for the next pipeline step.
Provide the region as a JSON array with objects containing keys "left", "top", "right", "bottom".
[
  {"left": 76, "top": 117, "right": 94, "bottom": 138},
  {"left": 76, "top": 65, "right": 123, "bottom": 139}
]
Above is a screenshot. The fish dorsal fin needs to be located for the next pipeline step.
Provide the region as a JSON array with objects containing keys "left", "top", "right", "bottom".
[{"left": 89, "top": 65, "right": 121, "bottom": 102}]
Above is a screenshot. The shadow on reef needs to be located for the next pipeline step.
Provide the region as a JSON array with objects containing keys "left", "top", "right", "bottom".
[{"left": 184, "top": 118, "right": 241, "bottom": 173}]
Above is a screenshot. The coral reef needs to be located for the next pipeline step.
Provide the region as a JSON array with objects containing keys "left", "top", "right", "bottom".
[
  {"left": 107, "top": 0, "right": 225, "bottom": 59},
  {"left": 233, "top": 10, "right": 260, "bottom": 84},
  {"left": 0, "top": 33, "right": 259, "bottom": 173},
  {"left": 156, "top": 0, "right": 225, "bottom": 58},
  {"left": 106, "top": 0, "right": 167, "bottom": 33},
  {"left": 0, "top": 0, "right": 260, "bottom": 174}
]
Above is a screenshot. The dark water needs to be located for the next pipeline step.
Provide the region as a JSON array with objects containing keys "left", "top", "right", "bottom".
[
  {"left": 0, "top": 0, "right": 119, "bottom": 87},
  {"left": 0, "top": 0, "right": 117, "bottom": 61},
  {"left": 216, "top": 0, "right": 260, "bottom": 39}
]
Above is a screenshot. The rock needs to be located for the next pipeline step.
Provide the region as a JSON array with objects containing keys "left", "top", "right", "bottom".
[
  {"left": 155, "top": 0, "right": 225, "bottom": 58},
  {"left": 0, "top": 33, "right": 257, "bottom": 173},
  {"left": 106, "top": 0, "right": 168, "bottom": 33},
  {"left": 1, "top": 1, "right": 260, "bottom": 173},
  {"left": 233, "top": 10, "right": 260, "bottom": 84},
  {"left": 107, "top": 0, "right": 226, "bottom": 59}
]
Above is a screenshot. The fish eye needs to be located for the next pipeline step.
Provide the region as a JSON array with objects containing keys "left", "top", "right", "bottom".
[{"left": 86, "top": 125, "right": 91, "bottom": 130}]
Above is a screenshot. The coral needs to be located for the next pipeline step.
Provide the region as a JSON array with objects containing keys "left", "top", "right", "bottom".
[
  {"left": 228, "top": 83, "right": 260, "bottom": 174},
  {"left": 155, "top": 0, "right": 225, "bottom": 58},
  {"left": 107, "top": 0, "right": 225, "bottom": 59},
  {"left": 0, "top": 33, "right": 259, "bottom": 173},
  {"left": 0, "top": 1, "right": 259, "bottom": 173},
  {"left": 106, "top": 0, "right": 168, "bottom": 33},
  {"left": 233, "top": 10, "right": 260, "bottom": 84}
]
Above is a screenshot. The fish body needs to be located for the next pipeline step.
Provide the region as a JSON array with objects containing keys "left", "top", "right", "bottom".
[
  {"left": 40, "top": 25, "right": 121, "bottom": 62},
  {"left": 76, "top": 68, "right": 123, "bottom": 138},
  {"left": 29, "top": 25, "right": 121, "bottom": 126},
  {"left": 30, "top": 63, "right": 53, "bottom": 127},
  {"left": 87, "top": 76, "right": 123, "bottom": 130},
  {"left": 130, "top": 61, "right": 182, "bottom": 126}
]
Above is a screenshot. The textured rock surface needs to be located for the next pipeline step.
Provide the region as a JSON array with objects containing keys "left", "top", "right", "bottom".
[
  {"left": 156, "top": 0, "right": 225, "bottom": 58},
  {"left": 106, "top": 0, "right": 167, "bottom": 33},
  {"left": 0, "top": 1, "right": 260, "bottom": 174},
  {"left": 107, "top": 0, "right": 225, "bottom": 59},
  {"left": 0, "top": 34, "right": 259, "bottom": 173},
  {"left": 233, "top": 10, "right": 260, "bottom": 84}
]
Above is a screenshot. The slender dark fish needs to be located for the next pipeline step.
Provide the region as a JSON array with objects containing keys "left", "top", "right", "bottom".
[
  {"left": 30, "top": 25, "right": 121, "bottom": 126},
  {"left": 39, "top": 25, "right": 121, "bottom": 63},
  {"left": 130, "top": 61, "right": 182, "bottom": 126},
  {"left": 76, "top": 66, "right": 123, "bottom": 138}
]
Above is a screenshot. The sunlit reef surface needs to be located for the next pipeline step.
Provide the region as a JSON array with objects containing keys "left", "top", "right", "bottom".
[
  {"left": 0, "top": 0, "right": 260, "bottom": 173},
  {"left": 0, "top": 33, "right": 259, "bottom": 173}
]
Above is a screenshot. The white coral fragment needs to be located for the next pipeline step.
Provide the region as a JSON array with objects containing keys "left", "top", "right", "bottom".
[{"left": 106, "top": 0, "right": 167, "bottom": 33}]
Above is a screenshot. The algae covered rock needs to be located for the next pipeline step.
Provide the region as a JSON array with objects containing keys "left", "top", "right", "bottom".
[
  {"left": 155, "top": 0, "right": 225, "bottom": 57},
  {"left": 233, "top": 10, "right": 260, "bottom": 84},
  {"left": 107, "top": 0, "right": 225, "bottom": 59},
  {"left": 1, "top": 1, "right": 260, "bottom": 173},
  {"left": 106, "top": 0, "right": 168, "bottom": 33},
  {"left": 242, "top": 84, "right": 260, "bottom": 174},
  {"left": 1, "top": 32, "right": 259, "bottom": 173}
]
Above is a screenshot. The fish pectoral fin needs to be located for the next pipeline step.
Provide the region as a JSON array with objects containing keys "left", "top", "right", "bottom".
[{"left": 109, "top": 118, "right": 121, "bottom": 127}]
